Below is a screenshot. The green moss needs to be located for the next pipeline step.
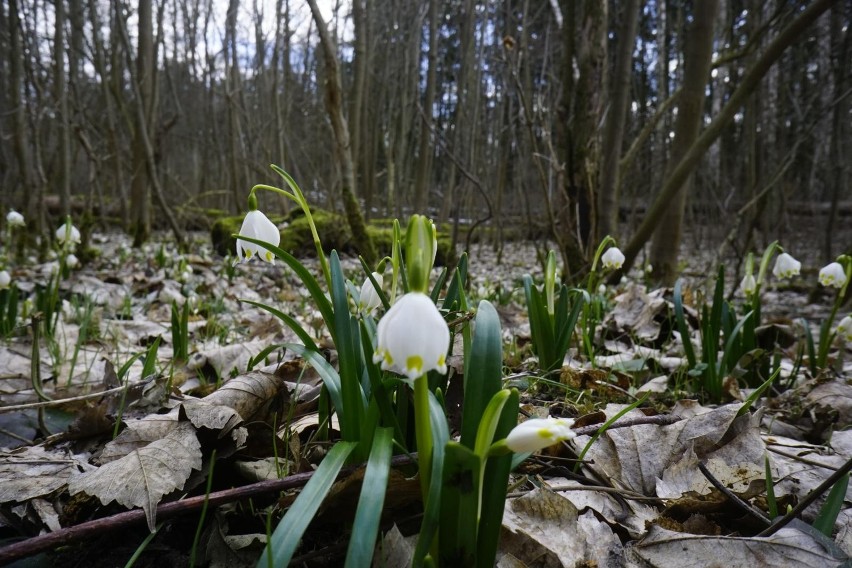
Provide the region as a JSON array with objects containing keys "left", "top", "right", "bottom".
[{"left": 211, "top": 209, "right": 456, "bottom": 265}]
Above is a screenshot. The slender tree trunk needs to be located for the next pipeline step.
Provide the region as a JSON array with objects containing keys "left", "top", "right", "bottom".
[
  {"left": 414, "top": 0, "right": 438, "bottom": 214},
  {"left": 54, "top": 0, "right": 72, "bottom": 218},
  {"left": 130, "top": 0, "right": 153, "bottom": 246},
  {"left": 597, "top": 0, "right": 640, "bottom": 241},
  {"left": 649, "top": 0, "right": 719, "bottom": 284},
  {"left": 306, "top": 0, "right": 376, "bottom": 264}
]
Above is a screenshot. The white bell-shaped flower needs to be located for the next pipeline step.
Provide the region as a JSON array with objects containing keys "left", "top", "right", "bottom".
[
  {"left": 772, "top": 252, "right": 800, "bottom": 279},
  {"left": 0, "top": 270, "right": 10, "bottom": 290},
  {"left": 7, "top": 210, "right": 24, "bottom": 227},
  {"left": 819, "top": 262, "right": 846, "bottom": 289},
  {"left": 373, "top": 292, "right": 450, "bottom": 381},
  {"left": 236, "top": 210, "right": 280, "bottom": 264},
  {"left": 56, "top": 222, "right": 81, "bottom": 248},
  {"left": 505, "top": 417, "right": 576, "bottom": 453},
  {"left": 740, "top": 274, "right": 756, "bottom": 296},
  {"left": 601, "top": 247, "right": 625, "bottom": 270},
  {"left": 837, "top": 316, "right": 852, "bottom": 343},
  {"left": 66, "top": 254, "right": 79, "bottom": 269},
  {"left": 358, "top": 272, "right": 384, "bottom": 313}
]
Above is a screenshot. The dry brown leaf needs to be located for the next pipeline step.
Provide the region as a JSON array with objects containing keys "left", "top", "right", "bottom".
[
  {"left": 0, "top": 445, "right": 94, "bottom": 503},
  {"left": 500, "top": 487, "right": 622, "bottom": 567},
  {"left": 69, "top": 421, "right": 202, "bottom": 531},
  {"left": 626, "top": 524, "right": 847, "bottom": 567}
]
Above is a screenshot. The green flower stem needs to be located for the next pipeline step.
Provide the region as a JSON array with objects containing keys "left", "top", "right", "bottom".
[
  {"left": 413, "top": 374, "right": 433, "bottom": 504},
  {"left": 250, "top": 182, "right": 331, "bottom": 288}
]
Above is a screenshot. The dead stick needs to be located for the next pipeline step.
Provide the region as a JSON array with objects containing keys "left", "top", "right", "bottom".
[{"left": 0, "top": 454, "right": 417, "bottom": 564}]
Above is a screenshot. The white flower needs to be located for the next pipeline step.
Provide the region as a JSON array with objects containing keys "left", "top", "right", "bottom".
[
  {"left": 7, "top": 210, "right": 24, "bottom": 227},
  {"left": 55, "top": 222, "right": 81, "bottom": 247},
  {"left": 66, "top": 254, "right": 79, "bottom": 269},
  {"left": 837, "top": 316, "right": 852, "bottom": 343},
  {"left": 819, "top": 262, "right": 846, "bottom": 289},
  {"left": 0, "top": 270, "right": 10, "bottom": 290},
  {"left": 772, "top": 252, "right": 801, "bottom": 279},
  {"left": 505, "top": 417, "right": 576, "bottom": 453},
  {"left": 358, "top": 272, "right": 383, "bottom": 313},
  {"left": 597, "top": 283, "right": 606, "bottom": 295},
  {"left": 235, "top": 210, "right": 280, "bottom": 264},
  {"left": 601, "top": 247, "right": 625, "bottom": 270},
  {"left": 740, "top": 274, "right": 756, "bottom": 296},
  {"left": 373, "top": 292, "right": 450, "bottom": 381}
]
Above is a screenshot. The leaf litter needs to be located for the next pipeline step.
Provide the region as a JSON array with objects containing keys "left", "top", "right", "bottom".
[{"left": 0, "top": 232, "right": 850, "bottom": 566}]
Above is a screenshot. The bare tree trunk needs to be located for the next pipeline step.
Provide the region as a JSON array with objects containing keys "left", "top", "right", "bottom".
[
  {"left": 413, "top": 0, "right": 438, "bottom": 214},
  {"left": 621, "top": 0, "right": 834, "bottom": 276},
  {"left": 597, "top": 0, "right": 639, "bottom": 241},
  {"left": 130, "top": 0, "right": 153, "bottom": 246},
  {"left": 649, "top": 0, "right": 719, "bottom": 285},
  {"left": 306, "top": 0, "right": 376, "bottom": 264},
  {"left": 7, "top": 0, "right": 40, "bottom": 235},
  {"left": 54, "top": 0, "right": 72, "bottom": 218}
]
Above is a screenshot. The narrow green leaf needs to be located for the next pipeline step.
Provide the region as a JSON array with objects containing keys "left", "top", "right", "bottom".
[
  {"left": 256, "top": 441, "right": 357, "bottom": 568},
  {"left": 345, "top": 428, "right": 394, "bottom": 567},
  {"left": 460, "top": 301, "right": 503, "bottom": 449},
  {"left": 412, "top": 393, "right": 450, "bottom": 567},
  {"left": 476, "top": 389, "right": 519, "bottom": 568},
  {"left": 574, "top": 393, "right": 649, "bottom": 473},
  {"left": 673, "top": 279, "right": 697, "bottom": 368},
  {"left": 283, "top": 343, "right": 348, "bottom": 428},
  {"left": 738, "top": 366, "right": 781, "bottom": 417},
  {"left": 765, "top": 454, "right": 778, "bottom": 519},
  {"left": 240, "top": 299, "right": 319, "bottom": 352},
  {"left": 438, "top": 442, "right": 481, "bottom": 566},
  {"left": 813, "top": 473, "right": 849, "bottom": 537}
]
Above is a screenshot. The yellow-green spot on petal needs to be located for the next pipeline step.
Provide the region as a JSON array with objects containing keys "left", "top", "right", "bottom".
[
  {"left": 537, "top": 428, "right": 553, "bottom": 439},
  {"left": 437, "top": 354, "right": 446, "bottom": 366},
  {"left": 406, "top": 355, "right": 424, "bottom": 375}
]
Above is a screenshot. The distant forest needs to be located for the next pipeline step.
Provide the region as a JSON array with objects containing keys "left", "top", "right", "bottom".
[{"left": 1, "top": 0, "right": 849, "bottom": 282}]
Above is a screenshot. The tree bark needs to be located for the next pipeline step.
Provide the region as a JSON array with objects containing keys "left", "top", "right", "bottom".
[
  {"left": 54, "top": 0, "right": 72, "bottom": 219},
  {"left": 130, "top": 0, "right": 154, "bottom": 246},
  {"left": 413, "top": 0, "right": 438, "bottom": 214},
  {"left": 597, "top": 0, "right": 640, "bottom": 241},
  {"left": 306, "top": 0, "right": 376, "bottom": 264},
  {"left": 621, "top": 0, "right": 834, "bottom": 277},
  {"left": 648, "top": 0, "right": 719, "bottom": 284}
]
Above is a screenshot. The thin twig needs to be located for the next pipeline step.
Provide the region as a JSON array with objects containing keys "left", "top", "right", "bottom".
[
  {"left": 766, "top": 446, "right": 840, "bottom": 472},
  {"left": 572, "top": 414, "right": 682, "bottom": 437},
  {"left": 758, "top": 455, "right": 852, "bottom": 537},
  {"left": 697, "top": 461, "right": 771, "bottom": 526},
  {"left": 0, "top": 454, "right": 417, "bottom": 564},
  {"left": 0, "top": 385, "right": 129, "bottom": 414}
]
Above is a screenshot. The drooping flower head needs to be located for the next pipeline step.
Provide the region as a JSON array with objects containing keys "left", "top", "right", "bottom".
[
  {"left": 601, "top": 247, "right": 625, "bottom": 270},
  {"left": 819, "top": 262, "right": 847, "bottom": 289},
  {"left": 772, "top": 252, "right": 801, "bottom": 279},
  {"left": 373, "top": 292, "right": 450, "bottom": 381},
  {"left": 6, "top": 210, "right": 24, "bottom": 228},
  {"left": 235, "top": 198, "right": 280, "bottom": 264},
  {"left": 359, "top": 272, "right": 384, "bottom": 313},
  {"left": 505, "top": 417, "right": 576, "bottom": 453},
  {"left": 837, "top": 316, "right": 852, "bottom": 344},
  {"left": 0, "top": 270, "right": 10, "bottom": 290},
  {"left": 66, "top": 254, "right": 79, "bottom": 269},
  {"left": 56, "top": 221, "right": 81, "bottom": 249},
  {"left": 740, "top": 274, "right": 756, "bottom": 296}
]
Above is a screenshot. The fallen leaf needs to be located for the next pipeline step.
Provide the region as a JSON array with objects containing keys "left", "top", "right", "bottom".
[
  {"left": 69, "top": 421, "right": 202, "bottom": 531},
  {"left": 0, "top": 445, "right": 94, "bottom": 503}
]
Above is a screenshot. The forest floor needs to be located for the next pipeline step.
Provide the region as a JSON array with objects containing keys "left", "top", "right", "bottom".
[{"left": 0, "top": 225, "right": 850, "bottom": 567}]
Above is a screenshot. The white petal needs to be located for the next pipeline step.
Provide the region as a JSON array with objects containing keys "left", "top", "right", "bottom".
[
  {"left": 236, "top": 210, "right": 280, "bottom": 263},
  {"left": 374, "top": 292, "right": 450, "bottom": 380},
  {"left": 819, "top": 262, "right": 846, "bottom": 288},
  {"left": 601, "top": 247, "right": 625, "bottom": 270},
  {"left": 359, "top": 272, "right": 384, "bottom": 312}
]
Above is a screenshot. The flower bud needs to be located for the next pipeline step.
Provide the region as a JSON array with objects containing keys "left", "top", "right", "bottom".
[
  {"left": 405, "top": 215, "right": 436, "bottom": 293},
  {"left": 505, "top": 417, "right": 576, "bottom": 453}
]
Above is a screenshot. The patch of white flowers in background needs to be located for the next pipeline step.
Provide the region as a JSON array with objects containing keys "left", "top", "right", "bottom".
[
  {"left": 373, "top": 292, "right": 450, "bottom": 381},
  {"left": 6, "top": 210, "right": 25, "bottom": 228},
  {"left": 837, "top": 316, "right": 852, "bottom": 344},
  {"left": 819, "top": 262, "right": 847, "bottom": 289},
  {"left": 740, "top": 274, "right": 756, "bottom": 296},
  {"left": 235, "top": 210, "right": 280, "bottom": 264},
  {"left": 601, "top": 247, "right": 625, "bottom": 270},
  {"left": 772, "top": 252, "right": 801, "bottom": 279},
  {"left": 358, "top": 272, "right": 383, "bottom": 313},
  {"left": 505, "top": 417, "right": 577, "bottom": 453}
]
